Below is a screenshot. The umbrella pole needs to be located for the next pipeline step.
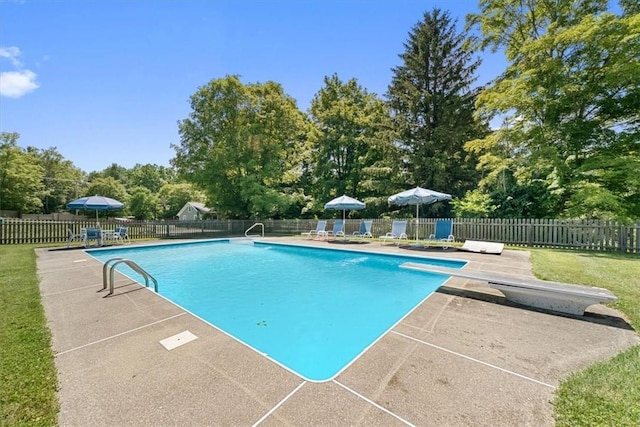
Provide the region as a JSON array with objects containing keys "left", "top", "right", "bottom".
[
  {"left": 416, "top": 205, "right": 419, "bottom": 240},
  {"left": 343, "top": 209, "right": 346, "bottom": 239}
]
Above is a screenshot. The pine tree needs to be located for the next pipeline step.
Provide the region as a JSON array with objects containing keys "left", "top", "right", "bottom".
[{"left": 387, "top": 8, "right": 485, "bottom": 214}]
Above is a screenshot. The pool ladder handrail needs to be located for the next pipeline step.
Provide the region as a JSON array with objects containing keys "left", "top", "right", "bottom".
[
  {"left": 102, "top": 257, "right": 158, "bottom": 296},
  {"left": 245, "top": 222, "right": 264, "bottom": 238}
]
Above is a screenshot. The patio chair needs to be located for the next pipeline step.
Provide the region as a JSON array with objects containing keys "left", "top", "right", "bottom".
[
  {"left": 380, "top": 220, "right": 408, "bottom": 245},
  {"left": 352, "top": 220, "right": 373, "bottom": 241},
  {"left": 83, "top": 227, "right": 103, "bottom": 248},
  {"left": 66, "top": 228, "right": 83, "bottom": 248},
  {"left": 301, "top": 220, "right": 327, "bottom": 239},
  {"left": 424, "top": 219, "right": 454, "bottom": 249},
  {"left": 113, "top": 226, "right": 130, "bottom": 244},
  {"left": 321, "top": 220, "right": 345, "bottom": 239}
]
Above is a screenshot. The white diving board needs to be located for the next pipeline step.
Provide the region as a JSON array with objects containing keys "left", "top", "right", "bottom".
[{"left": 400, "top": 263, "right": 617, "bottom": 316}]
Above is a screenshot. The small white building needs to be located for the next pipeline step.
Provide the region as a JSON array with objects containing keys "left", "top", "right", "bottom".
[{"left": 176, "top": 202, "right": 212, "bottom": 221}]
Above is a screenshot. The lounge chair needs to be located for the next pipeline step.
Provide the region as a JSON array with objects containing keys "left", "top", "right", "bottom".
[
  {"left": 322, "top": 220, "right": 345, "bottom": 238},
  {"left": 113, "top": 226, "right": 130, "bottom": 244},
  {"left": 458, "top": 240, "right": 504, "bottom": 255},
  {"left": 380, "top": 220, "right": 408, "bottom": 245},
  {"left": 352, "top": 220, "right": 373, "bottom": 241},
  {"left": 301, "top": 220, "right": 327, "bottom": 239},
  {"left": 424, "top": 219, "right": 454, "bottom": 249},
  {"left": 66, "top": 228, "right": 83, "bottom": 248}
]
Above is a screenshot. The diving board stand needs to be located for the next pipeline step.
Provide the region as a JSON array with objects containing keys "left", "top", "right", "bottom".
[{"left": 400, "top": 263, "right": 617, "bottom": 316}]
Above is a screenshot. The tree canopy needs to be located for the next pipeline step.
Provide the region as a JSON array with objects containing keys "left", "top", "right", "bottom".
[
  {"left": 173, "top": 75, "right": 309, "bottom": 219},
  {"left": 465, "top": 0, "right": 640, "bottom": 220},
  {"left": 3, "top": 3, "right": 637, "bottom": 222},
  {"left": 307, "top": 74, "right": 399, "bottom": 217}
]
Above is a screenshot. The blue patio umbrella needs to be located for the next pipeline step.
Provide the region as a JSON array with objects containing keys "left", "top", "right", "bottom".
[
  {"left": 324, "top": 195, "right": 366, "bottom": 224},
  {"left": 388, "top": 187, "right": 452, "bottom": 240},
  {"left": 67, "top": 195, "right": 124, "bottom": 221}
]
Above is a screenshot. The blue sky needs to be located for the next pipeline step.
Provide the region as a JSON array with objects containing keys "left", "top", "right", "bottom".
[{"left": 1, "top": 0, "right": 506, "bottom": 173}]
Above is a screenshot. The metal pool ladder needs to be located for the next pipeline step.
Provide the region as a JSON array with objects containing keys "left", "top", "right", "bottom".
[
  {"left": 245, "top": 222, "right": 264, "bottom": 238},
  {"left": 102, "top": 257, "right": 158, "bottom": 296}
]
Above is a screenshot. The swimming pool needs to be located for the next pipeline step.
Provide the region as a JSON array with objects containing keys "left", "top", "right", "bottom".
[{"left": 89, "top": 240, "right": 466, "bottom": 381}]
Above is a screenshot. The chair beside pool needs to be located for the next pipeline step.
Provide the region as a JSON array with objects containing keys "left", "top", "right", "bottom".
[
  {"left": 380, "top": 220, "right": 408, "bottom": 245},
  {"left": 301, "top": 220, "right": 327, "bottom": 239},
  {"left": 423, "top": 219, "right": 455, "bottom": 249},
  {"left": 83, "top": 227, "right": 103, "bottom": 248},
  {"left": 458, "top": 240, "right": 504, "bottom": 255},
  {"left": 113, "top": 226, "right": 130, "bottom": 244},
  {"left": 66, "top": 228, "right": 83, "bottom": 248},
  {"left": 322, "top": 220, "right": 345, "bottom": 239},
  {"left": 352, "top": 220, "right": 373, "bottom": 241}
]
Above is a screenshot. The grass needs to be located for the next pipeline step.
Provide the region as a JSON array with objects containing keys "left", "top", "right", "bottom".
[
  {"left": 530, "top": 249, "right": 640, "bottom": 426},
  {"left": 0, "top": 245, "right": 59, "bottom": 426},
  {"left": 0, "top": 244, "right": 638, "bottom": 426}
]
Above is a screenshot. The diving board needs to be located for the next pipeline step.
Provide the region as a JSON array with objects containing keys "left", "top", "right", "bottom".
[{"left": 400, "top": 263, "right": 617, "bottom": 316}]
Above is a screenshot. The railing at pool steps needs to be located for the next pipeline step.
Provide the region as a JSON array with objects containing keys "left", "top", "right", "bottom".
[
  {"left": 245, "top": 222, "right": 264, "bottom": 238},
  {"left": 101, "top": 257, "right": 158, "bottom": 296}
]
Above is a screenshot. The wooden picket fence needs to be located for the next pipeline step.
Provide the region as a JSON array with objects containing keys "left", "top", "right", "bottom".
[{"left": 0, "top": 217, "right": 638, "bottom": 253}]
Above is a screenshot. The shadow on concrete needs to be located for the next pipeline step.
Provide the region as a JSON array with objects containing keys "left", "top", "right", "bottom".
[
  {"left": 437, "top": 285, "right": 635, "bottom": 331},
  {"left": 326, "top": 240, "right": 371, "bottom": 245}
]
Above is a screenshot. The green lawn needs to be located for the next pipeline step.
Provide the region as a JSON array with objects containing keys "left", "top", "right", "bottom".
[
  {"left": 530, "top": 249, "right": 640, "bottom": 426},
  {"left": 0, "top": 244, "right": 638, "bottom": 426},
  {"left": 0, "top": 245, "right": 58, "bottom": 426}
]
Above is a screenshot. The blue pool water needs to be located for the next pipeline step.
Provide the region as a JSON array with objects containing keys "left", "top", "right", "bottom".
[{"left": 89, "top": 240, "right": 466, "bottom": 381}]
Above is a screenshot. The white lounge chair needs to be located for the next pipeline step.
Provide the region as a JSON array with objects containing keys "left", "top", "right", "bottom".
[
  {"left": 458, "top": 240, "right": 504, "bottom": 255},
  {"left": 352, "top": 220, "right": 373, "bottom": 241},
  {"left": 424, "top": 219, "right": 454, "bottom": 249},
  {"left": 380, "top": 220, "right": 408, "bottom": 245},
  {"left": 322, "top": 220, "right": 345, "bottom": 238},
  {"left": 301, "top": 220, "right": 327, "bottom": 239}
]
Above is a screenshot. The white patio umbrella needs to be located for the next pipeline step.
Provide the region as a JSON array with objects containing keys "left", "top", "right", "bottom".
[
  {"left": 324, "top": 195, "right": 366, "bottom": 224},
  {"left": 388, "top": 187, "right": 452, "bottom": 240}
]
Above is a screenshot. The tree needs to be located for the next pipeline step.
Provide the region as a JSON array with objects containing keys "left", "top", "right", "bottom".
[
  {"left": 307, "top": 74, "right": 399, "bottom": 217},
  {"left": 386, "top": 8, "right": 485, "bottom": 216},
  {"left": 35, "top": 147, "right": 85, "bottom": 214},
  {"left": 101, "top": 163, "right": 130, "bottom": 187},
  {"left": 84, "top": 176, "right": 128, "bottom": 202},
  {"left": 0, "top": 132, "right": 45, "bottom": 213},
  {"left": 467, "top": 1, "right": 639, "bottom": 220},
  {"left": 128, "top": 186, "right": 158, "bottom": 220},
  {"left": 129, "top": 164, "right": 175, "bottom": 194},
  {"left": 156, "top": 182, "right": 207, "bottom": 219},
  {"left": 173, "top": 75, "right": 308, "bottom": 219}
]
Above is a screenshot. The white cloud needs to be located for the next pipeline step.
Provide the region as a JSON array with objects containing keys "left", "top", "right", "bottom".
[
  {"left": 0, "top": 70, "right": 40, "bottom": 98},
  {"left": 0, "top": 46, "right": 23, "bottom": 67},
  {"left": 0, "top": 46, "right": 40, "bottom": 98}
]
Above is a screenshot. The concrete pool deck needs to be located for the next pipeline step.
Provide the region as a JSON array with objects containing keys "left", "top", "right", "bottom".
[{"left": 37, "top": 237, "right": 639, "bottom": 426}]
